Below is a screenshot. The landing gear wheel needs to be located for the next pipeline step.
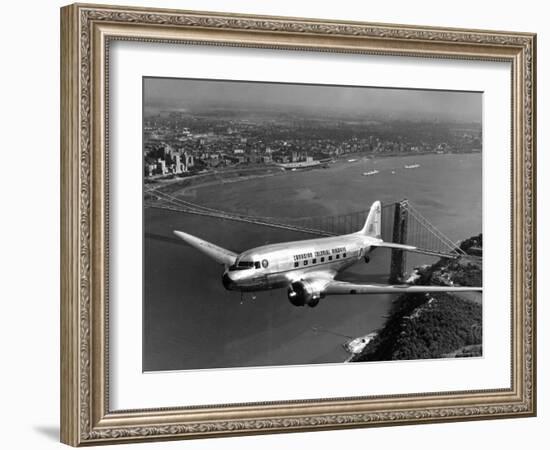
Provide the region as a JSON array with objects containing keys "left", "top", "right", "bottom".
[{"left": 307, "top": 298, "right": 320, "bottom": 308}]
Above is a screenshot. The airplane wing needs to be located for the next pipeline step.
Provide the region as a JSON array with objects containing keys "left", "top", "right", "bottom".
[
  {"left": 287, "top": 273, "right": 480, "bottom": 307},
  {"left": 173, "top": 230, "right": 237, "bottom": 266},
  {"left": 323, "top": 281, "right": 482, "bottom": 295},
  {"left": 287, "top": 269, "right": 337, "bottom": 284}
]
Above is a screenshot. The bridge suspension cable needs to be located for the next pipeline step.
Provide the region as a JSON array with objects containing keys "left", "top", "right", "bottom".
[
  {"left": 400, "top": 200, "right": 466, "bottom": 257},
  {"left": 145, "top": 187, "right": 337, "bottom": 236},
  {"left": 145, "top": 189, "right": 466, "bottom": 259}
]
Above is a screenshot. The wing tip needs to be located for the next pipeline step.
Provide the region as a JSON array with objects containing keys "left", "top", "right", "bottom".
[
  {"left": 173, "top": 229, "right": 196, "bottom": 245},
  {"left": 173, "top": 230, "right": 188, "bottom": 239}
]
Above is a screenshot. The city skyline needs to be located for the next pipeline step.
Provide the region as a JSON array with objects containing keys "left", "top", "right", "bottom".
[{"left": 144, "top": 77, "right": 482, "bottom": 123}]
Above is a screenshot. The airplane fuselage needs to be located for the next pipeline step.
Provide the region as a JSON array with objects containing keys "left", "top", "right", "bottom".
[
  {"left": 174, "top": 199, "right": 481, "bottom": 308},
  {"left": 222, "top": 233, "right": 379, "bottom": 292}
]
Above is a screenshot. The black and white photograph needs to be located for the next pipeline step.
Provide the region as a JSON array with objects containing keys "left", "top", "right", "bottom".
[{"left": 142, "top": 77, "right": 483, "bottom": 372}]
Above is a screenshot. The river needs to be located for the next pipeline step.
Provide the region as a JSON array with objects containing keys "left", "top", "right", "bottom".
[{"left": 143, "top": 152, "right": 482, "bottom": 371}]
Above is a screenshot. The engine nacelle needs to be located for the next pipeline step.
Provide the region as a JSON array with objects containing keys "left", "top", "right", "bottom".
[{"left": 287, "top": 280, "right": 325, "bottom": 307}]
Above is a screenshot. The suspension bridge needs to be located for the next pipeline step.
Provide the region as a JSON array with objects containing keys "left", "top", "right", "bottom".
[{"left": 144, "top": 185, "right": 466, "bottom": 279}]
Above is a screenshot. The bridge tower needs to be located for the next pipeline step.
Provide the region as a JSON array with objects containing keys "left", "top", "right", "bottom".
[{"left": 389, "top": 199, "right": 409, "bottom": 283}]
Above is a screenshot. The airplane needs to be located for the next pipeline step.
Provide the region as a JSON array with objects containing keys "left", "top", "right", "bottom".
[{"left": 173, "top": 200, "right": 482, "bottom": 307}]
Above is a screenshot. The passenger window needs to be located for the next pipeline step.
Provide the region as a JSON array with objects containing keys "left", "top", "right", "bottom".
[
  {"left": 328, "top": 256, "right": 333, "bottom": 261},
  {"left": 312, "top": 258, "right": 317, "bottom": 264},
  {"left": 303, "top": 260, "right": 308, "bottom": 266},
  {"left": 254, "top": 261, "right": 261, "bottom": 269},
  {"left": 294, "top": 262, "right": 299, "bottom": 268},
  {"left": 343, "top": 253, "right": 347, "bottom": 258},
  {"left": 321, "top": 257, "right": 325, "bottom": 262},
  {"left": 336, "top": 254, "right": 340, "bottom": 259}
]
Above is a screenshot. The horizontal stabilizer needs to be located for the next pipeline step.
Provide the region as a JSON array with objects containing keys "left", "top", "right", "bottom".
[
  {"left": 372, "top": 242, "right": 418, "bottom": 252},
  {"left": 173, "top": 230, "right": 237, "bottom": 266}
]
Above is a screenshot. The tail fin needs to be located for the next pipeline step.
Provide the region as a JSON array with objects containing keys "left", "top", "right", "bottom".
[{"left": 359, "top": 201, "right": 382, "bottom": 238}]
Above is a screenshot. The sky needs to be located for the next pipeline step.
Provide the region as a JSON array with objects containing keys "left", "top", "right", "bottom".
[{"left": 144, "top": 77, "right": 482, "bottom": 122}]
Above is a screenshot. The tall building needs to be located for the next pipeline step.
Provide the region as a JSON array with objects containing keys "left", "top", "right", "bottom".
[
  {"left": 145, "top": 163, "right": 156, "bottom": 177},
  {"left": 174, "top": 154, "right": 185, "bottom": 174},
  {"left": 184, "top": 152, "right": 194, "bottom": 170},
  {"left": 158, "top": 158, "right": 167, "bottom": 175}
]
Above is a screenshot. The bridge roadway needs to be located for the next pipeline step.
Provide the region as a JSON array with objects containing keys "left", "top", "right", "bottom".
[
  {"left": 145, "top": 185, "right": 369, "bottom": 236},
  {"left": 145, "top": 186, "right": 341, "bottom": 223},
  {"left": 146, "top": 203, "right": 339, "bottom": 237}
]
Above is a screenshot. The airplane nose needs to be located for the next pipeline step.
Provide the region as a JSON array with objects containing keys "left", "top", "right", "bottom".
[{"left": 222, "top": 272, "right": 234, "bottom": 290}]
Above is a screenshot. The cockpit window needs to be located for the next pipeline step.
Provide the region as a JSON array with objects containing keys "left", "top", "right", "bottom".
[
  {"left": 228, "top": 259, "right": 267, "bottom": 271},
  {"left": 229, "top": 260, "right": 255, "bottom": 271},
  {"left": 238, "top": 261, "right": 254, "bottom": 268}
]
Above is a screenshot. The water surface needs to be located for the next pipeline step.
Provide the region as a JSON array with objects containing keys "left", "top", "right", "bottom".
[{"left": 143, "top": 153, "right": 482, "bottom": 371}]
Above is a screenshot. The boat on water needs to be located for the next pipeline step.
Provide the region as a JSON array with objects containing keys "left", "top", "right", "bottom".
[
  {"left": 362, "top": 170, "right": 380, "bottom": 176},
  {"left": 343, "top": 332, "right": 378, "bottom": 355},
  {"left": 348, "top": 158, "right": 358, "bottom": 162},
  {"left": 404, "top": 164, "right": 420, "bottom": 169}
]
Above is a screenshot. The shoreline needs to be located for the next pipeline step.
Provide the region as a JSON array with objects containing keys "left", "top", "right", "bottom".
[{"left": 146, "top": 150, "right": 481, "bottom": 198}]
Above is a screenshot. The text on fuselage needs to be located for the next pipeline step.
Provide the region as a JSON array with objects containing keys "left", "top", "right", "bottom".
[{"left": 293, "top": 247, "right": 347, "bottom": 261}]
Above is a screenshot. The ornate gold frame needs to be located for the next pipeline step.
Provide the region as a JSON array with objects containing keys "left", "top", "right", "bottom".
[{"left": 60, "top": 3, "right": 536, "bottom": 446}]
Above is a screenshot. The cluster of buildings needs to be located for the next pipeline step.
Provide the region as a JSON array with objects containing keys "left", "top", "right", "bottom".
[
  {"left": 144, "top": 143, "right": 194, "bottom": 177},
  {"left": 143, "top": 112, "right": 482, "bottom": 180}
]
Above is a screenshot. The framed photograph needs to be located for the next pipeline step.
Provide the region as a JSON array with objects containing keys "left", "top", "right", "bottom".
[{"left": 60, "top": 3, "right": 536, "bottom": 446}]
